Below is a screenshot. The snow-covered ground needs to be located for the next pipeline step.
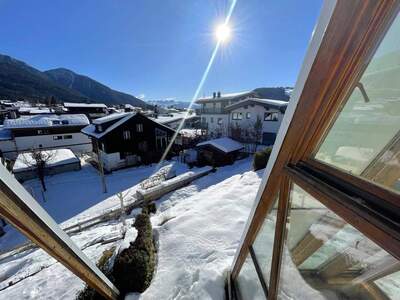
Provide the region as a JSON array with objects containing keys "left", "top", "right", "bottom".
[
  {"left": 0, "top": 157, "right": 262, "bottom": 299},
  {"left": 0, "top": 159, "right": 189, "bottom": 252}
]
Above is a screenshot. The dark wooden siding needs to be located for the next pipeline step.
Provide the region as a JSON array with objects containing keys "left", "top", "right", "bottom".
[{"left": 99, "top": 114, "right": 176, "bottom": 163}]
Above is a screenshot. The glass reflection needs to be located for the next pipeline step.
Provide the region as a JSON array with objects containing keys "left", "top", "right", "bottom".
[
  {"left": 278, "top": 184, "right": 400, "bottom": 300},
  {"left": 315, "top": 12, "right": 400, "bottom": 193}
]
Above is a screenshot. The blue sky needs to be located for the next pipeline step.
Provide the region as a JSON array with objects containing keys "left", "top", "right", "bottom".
[{"left": 0, "top": 0, "right": 322, "bottom": 102}]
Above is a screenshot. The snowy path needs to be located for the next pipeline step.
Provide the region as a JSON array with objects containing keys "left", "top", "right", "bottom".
[{"left": 0, "top": 158, "right": 263, "bottom": 299}]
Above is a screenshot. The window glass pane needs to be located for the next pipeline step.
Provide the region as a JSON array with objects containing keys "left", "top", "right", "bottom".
[
  {"left": 315, "top": 12, "right": 400, "bottom": 193},
  {"left": 278, "top": 184, "right": 400, "bottom": 300},
  {"left": 252, "top": 197, "right": 278, "bottom": 285},
  {"left": 236, "top": 253, "right": 266, "bottom": 300}
]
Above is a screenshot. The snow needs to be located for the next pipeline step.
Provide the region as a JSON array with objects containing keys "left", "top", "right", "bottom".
[
  {"left": 179, "top": 129, "right": 202, "bottom": 138},
  {"left": 224, "top": 98, "right": 289, "bottom": 112},
  {"left": 3, "top": 114, "right": 89, "bottom": 129},
  {"left": 196, "top": 90, "right": 251, "bottom": 102},
  {"left": 0, "top": 157, "right": 261, "bottom": 299},
  {"left": 82, "top": 113, "right": 137, "bottom": 139},
  {"left": 12, "top": 149, "right": 79, "bottom": 172},
  {"left": 150, "top": 112, "right": 196, "bottom": 125},
  {"left": 1, "top": 159, "right": 190, "bottom": 251},
  {"left": 92, "top": 113, "right": 131, "bottom": 125},
  {"left": 64, "top": 102, "right": 107, "bottom": 108},
  {"left": 128, "top": 158, "right": 260, "bottom": 299},
  {"left": 196, "top": 137, "right": 244, "bottom": 153}
]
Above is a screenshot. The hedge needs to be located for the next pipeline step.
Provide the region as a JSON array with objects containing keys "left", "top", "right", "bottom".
[
  {"left": 253, "top": 147, "right": 272, "bottom": 171},
  {"left": 112, "top": 210, "right": 155, "bottom": 295}
]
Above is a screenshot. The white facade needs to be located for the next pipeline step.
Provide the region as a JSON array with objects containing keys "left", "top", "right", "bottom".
[
  {"left": 229, "top": 104, "right": 284, "bottom": 135},
  {"left": 199, "top": 101, "right": 286, "bottom": 145},
  {"left": 201, "top": 114, "right": 229, "bottom": 138},
  {"left": 97, "top": 150, "right": 140, "bottom": 172},
  {"left": 0, "top": 132, "right": 92, "bottom": 160}
]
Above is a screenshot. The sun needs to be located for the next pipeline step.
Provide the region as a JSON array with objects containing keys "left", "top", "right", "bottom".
[{"left": 215, "top": 23, "right": 231, "bottom": 43}]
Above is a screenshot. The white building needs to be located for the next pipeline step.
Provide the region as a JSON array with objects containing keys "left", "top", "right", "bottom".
[
  {"left": 195, "top": 91, "right": 288, "bottom": 145},
  {"left": 225, "top": 98, "right": 288, "bottom": 145},
  {"left": 0, "top": 114, "right": 92, "bottom": 160}
]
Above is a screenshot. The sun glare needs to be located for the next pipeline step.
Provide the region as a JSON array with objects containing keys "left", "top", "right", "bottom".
[{"left": 215, "top": 23, "right": 231, "bottom": 43}]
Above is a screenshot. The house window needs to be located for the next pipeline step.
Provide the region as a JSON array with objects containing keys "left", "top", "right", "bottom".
[
  {"left": 53, "top": 135, "right": 62, "bottom": 140},
  {"left": 217, "top": 118, "right": 223, "bottom": 125},
  {"left": 210, "top": 117, "right": 214, "bottom": 123},
  {"left": 232, "top": 112, "right": 243, "bottom": 120},
  {"left": 246, "top": 112, "right": 251, "bottom": 119},
  {"left": 64, "top": 135, "right": 73, "bottom": 139},
  {"left": 123, "top": 130, "right": 131, "bottom": 140},
  {"left": 136, "top": 123, "right": 143, "bottom": 132},
  {"left": 37, "top": 129, "right": 49, "bottom": 135},
  {"left": 264, "top": 112, "right": 278, "bottom": 121}
]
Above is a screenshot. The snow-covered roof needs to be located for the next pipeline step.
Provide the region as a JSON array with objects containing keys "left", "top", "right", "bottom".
[
  {"left": 81, "top": 113, "right": 136, "bottom": 139},
  {"left": 19, "top": 107, "right": 53, "bottom": 114},
  {"left": 13, "top": 149, "right": 80, "bottom": 172},
  {"left": 151, "top": 112, "right": 198, "bottom": 125},
  {"left": 225, "top": 98, "right": 289, "bottom": 112},
  {"left": 3, "top": 114, "right": 90, "bottom": 129},
  {"left": 64, "top": 102, "right": 107, "bottom": 108},
  {"left": 92, "top": 113, "right": 130, "bottom": 125},
  {"left": 179, "top": 129, "right": 202, "bottom": 138},
  {"left": 195, "top": 91, "right": 253, "bottom": 103},
  {"left": 196, "top": 137, "right": 244, "bottom": 153}
]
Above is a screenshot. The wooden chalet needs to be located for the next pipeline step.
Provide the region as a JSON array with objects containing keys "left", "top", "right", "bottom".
[{"left": 81, "top": 112, "right": 178, "bottom": 171}]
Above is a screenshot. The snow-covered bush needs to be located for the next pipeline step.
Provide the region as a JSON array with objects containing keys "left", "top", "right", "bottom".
[
  {"left": 112, "top": 210, "right": 155, "bottom": 294},
  {"left": 253, "top": 147, "right": 272, "bottom": 171}
]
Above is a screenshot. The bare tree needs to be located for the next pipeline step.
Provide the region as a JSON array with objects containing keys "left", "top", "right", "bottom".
[{"left": 21, "top": 149, "right": 56, "bottom": 192}]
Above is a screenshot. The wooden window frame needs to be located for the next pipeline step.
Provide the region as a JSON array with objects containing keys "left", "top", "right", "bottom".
[{"left": 230, "top": 1, "right": 400, "bottom": 299}]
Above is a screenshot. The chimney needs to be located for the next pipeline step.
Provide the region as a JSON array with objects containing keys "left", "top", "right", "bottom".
[
  {"left": 217, "top": 91, "right": 221, "bottom": 98},
  {"left": 213, "top": 92, "right": 216, "bottom": 98}
]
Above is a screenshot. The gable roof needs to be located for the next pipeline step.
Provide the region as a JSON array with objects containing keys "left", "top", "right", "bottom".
[
  {"left": 92, "top": 112, "right": 130, "bottom": 125},
  {"left": 81, "top": 112, "right": 175, "bottom": 139},
  {"left": 224, "top": 98, "right": 289, "bottom": 113},
  {"left": 64, "top": 102, "right": 107, "bottom": 109},
  {"left": 196, "top": 137, "right": 244, "bottom": 153}
]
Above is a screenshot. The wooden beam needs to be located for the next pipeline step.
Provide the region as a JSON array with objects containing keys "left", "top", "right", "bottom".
[
  {"left": 267, "top": 177, "right": 290, "bottom": 299},
  {"left": 0, "top": 164, "right": 119, "bottom": 300}
]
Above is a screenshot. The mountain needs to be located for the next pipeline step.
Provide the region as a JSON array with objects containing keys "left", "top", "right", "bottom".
[
  {"left": 0, "top": 54, "right": 88, "bottom": 102},
  {"left": 147, "top": 99, "right": 198, "bottom": 109},
  {"left": 0, "top": 54, "right": 148, "bottom": 107},
  {"left": 253, "top": 87, "right": 292, "bottom": 101},
  {"left": 45, "top": 68, "right": 146, "bottom": 107}
]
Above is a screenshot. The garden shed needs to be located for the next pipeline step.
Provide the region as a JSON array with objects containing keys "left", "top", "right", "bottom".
[{"left": 196, "top": 137, "right": 244, "bottom": 167}]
